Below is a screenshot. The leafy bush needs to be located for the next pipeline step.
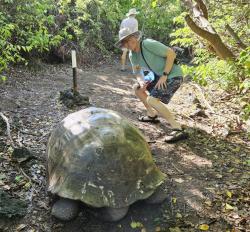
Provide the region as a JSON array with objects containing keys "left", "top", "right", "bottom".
[
  {"left": 131, "top": 0, "right": 183, "bottom": 43},
  {"left": 0, "top": 0, "right": 184, "bottom": 76},
  {"left": 172, "top": 2, "right": 249, "bottom": 120},
  {"left": 0, "top": 0, "right": 69, "bottom": 79}
]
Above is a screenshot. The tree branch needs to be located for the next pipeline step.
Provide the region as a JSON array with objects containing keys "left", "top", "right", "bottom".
[
  {"left": 185, "top": 15, "right": 235, "bottom": 59},
  {"left": 225, "top": 24, "right": 247, "bottom": 49},
  {"left": 185, "top": 15, "right": 215, "bottom": 38},
  {"left": 194, "top": 0, "right": 208, "bottom": 19}
]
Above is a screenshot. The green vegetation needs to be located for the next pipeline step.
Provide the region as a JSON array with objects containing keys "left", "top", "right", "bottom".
[
  {"left": 170, "top": 1, "right": 249, "bottom": 119},
  {"left": 0, "top": 0, "right": 249, "bottom": 118}
]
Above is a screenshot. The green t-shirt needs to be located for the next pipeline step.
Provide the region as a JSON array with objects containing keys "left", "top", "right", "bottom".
[{"left": 129, "top": 38, "right": 183, "bottom": 79}]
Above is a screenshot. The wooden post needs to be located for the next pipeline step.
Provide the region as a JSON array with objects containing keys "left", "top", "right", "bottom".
[{"left": 71, "top": 50, "right": 77, "bottom": 94}]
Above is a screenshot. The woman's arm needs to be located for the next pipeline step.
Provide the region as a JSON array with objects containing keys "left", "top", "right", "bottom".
[
  {"left": 163, "top": 48, "right": 176, "bottom": 75},
  {"left": 155, "top": 48, "right": 176, "bottom": 90}
]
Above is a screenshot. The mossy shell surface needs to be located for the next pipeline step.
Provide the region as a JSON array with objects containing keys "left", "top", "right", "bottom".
[{"left": 47, "top": 107, "right": 166, "bottom": 208}]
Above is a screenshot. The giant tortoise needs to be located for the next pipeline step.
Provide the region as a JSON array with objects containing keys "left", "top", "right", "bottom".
[{"left": 47, "top": 107, "right": 167, "bottom": 221}]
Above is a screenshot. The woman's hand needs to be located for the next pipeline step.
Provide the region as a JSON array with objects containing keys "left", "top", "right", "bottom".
[
  {"left": 155, "top": 76, "right": 167, "bottom": 90},
  {"left": 142, "top": 81, "right": 149, "bottom": 91}
]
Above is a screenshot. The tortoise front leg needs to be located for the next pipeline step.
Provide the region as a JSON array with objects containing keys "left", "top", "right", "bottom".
[{"left": 51, "top": 197, "right": 80, "bottom": 221}]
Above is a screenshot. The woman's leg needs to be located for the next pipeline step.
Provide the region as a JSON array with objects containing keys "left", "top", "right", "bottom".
[
  {"left": 121, "top": 49, "right": 128, "bottom": 71},
  {"left": 146, "top": 76, "right": 183, "bottom": 128},
  {"left": 133, "top": 84, "right": 157, "bottom": 117},
  {"left": 146, "top": 96, "right": 181, "bottom": 129},
  {"left": 147, "top": 96, "right": 188, "bottom": 142}
]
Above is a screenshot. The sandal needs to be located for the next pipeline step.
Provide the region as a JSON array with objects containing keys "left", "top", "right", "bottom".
[
  {"left": 138, "top": 115, "right": 160, "bottom": 123},
  {"left": 165, "top": 129, "right": 188, "bottom": 143}
]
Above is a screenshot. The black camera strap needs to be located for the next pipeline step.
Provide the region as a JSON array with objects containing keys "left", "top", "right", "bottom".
[{"left": 140, "top": 40, "right": 155, "bottom": 73}]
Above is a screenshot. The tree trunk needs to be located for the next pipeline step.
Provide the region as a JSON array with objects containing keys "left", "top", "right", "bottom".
[
  {"left": 182, "top": 0, "right": 235, "bottom": 60},
  {"left": 185, "top": 15, "right": 235, "bottom": 59}
]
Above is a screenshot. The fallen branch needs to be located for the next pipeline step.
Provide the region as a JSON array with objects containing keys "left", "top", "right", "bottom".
[
  {"left": 179, "top": 113, "right": 195, "bottom": 121},
  {"left": 0, "top": 112, "right": 16, "bottom": 148},
  {"left": 19, "top": 129, "right": 41, "bottom": 136},
  {"left": 190, "top": 83, "right": 215, "bottom": 113},
  {"left": 20, "top": 167, "right": 32, "bottom": 183},
  {"left": 171, "top": 163, "right": 184, "bottom": 174},
  {"left": 19, "top": 167, "right": 40, "bottom": 184}
]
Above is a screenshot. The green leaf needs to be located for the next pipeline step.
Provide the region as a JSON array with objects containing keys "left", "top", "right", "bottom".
[
  {"left": 130, "top": 221, "right": 143, "bottom": 229},
  {"left": 1, "top": 76, "right": 7, "bottom": 82},
  {"left": 151, "top": 0, "right": 157, "bottom": 8},
  {"left": 15, "top": 175, "right": 22, "bottom": 182},
  {"left": 172, "top": 197, "right": 177, "bottom": 204}
]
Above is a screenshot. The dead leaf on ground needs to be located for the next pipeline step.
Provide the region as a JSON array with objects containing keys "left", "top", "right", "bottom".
[
  {"left": 225, "top": 203, "right": 234, "bottom": 210},
  {"left": 16, "top": 224, "right": 26, "bottom": 231},
  {"left": 174, "top": 178, "right": 184, "bottom": 183},
  {"left": 155, "top": 226, "right": 161, "bottom": 232}
]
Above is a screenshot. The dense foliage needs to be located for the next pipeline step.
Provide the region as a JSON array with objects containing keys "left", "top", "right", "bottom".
[
  {"left": 170, "top": 1, "right": 249, "bottom": 119},
  {"left": 0, "top": 0, "right": 181, "bottom": 75},
  {"left": 171, "top": 2, "right": 249, "bottom": 90},
  {"left": 0, "top": 0, "right": 249, "bottom": 118},
  {"left": 0, "top": 0, "right": 70, "bottom": 77}
]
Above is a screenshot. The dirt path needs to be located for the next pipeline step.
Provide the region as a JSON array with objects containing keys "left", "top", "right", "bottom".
[{"left": 0, "top": 64, "right": 249, "bottom": 232}]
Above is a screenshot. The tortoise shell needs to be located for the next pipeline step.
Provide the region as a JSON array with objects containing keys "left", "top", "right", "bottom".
[{"left": 47, "top": 107, "right": 165, "bottom": 208}]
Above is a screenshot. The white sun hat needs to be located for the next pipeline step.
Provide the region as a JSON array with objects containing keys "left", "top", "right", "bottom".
[
  {"left": 126, "top": 8, "right": 139, "bottom": 17},
  {"left": 115, "top": 27, "right": 142, "bottom": 48}
]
